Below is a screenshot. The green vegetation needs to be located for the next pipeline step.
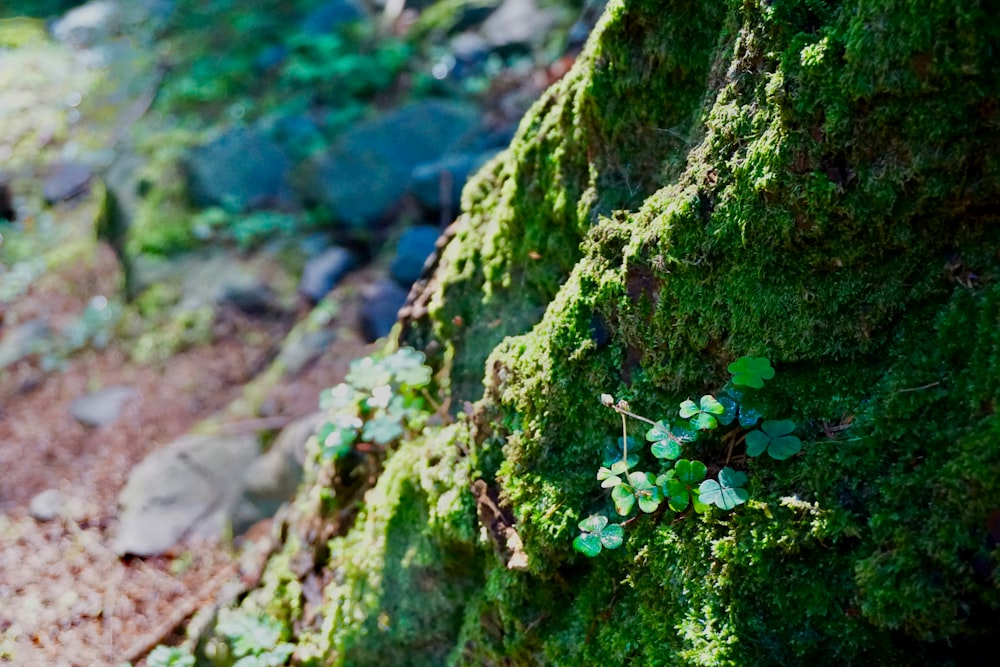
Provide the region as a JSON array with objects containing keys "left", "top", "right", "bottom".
[{"left": 575, "top": 356, "right": 801, "bottom": 555}]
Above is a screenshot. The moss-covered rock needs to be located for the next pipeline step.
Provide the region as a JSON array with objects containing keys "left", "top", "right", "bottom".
[{"left": 230, "top": 0, "right": 1000, "bottom": 664}]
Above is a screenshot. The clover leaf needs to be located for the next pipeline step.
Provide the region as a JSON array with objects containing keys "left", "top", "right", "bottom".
[
  {"left": 318, "top": 421, "right": 358, "bottom": 460},
  {"left": 658, "top": 459, "right": 708, "bottom": 512},
  {"left": 679, "top": 394, "right": 725, "bottom": 430},
  {"left": 629, "top": 471, "right": 663, "bottom": 513},
  {"left": 728, "top": 356, "right": 775, "bottom": 389},
  {"left": 745, "top": 419, "right": 802, "bottom": 460},
  {"left": 612, "top": 484, "right": 636, "bottom": 516},
  {"left": 597, "top": 460, "right": 628, "bottom": 488},
  {"left": 646, "top": 421, "right": 683, "bottom": 459},
  {"left": 602, "top": 436, "right": 641, "bottom": 468},
  {"left": 573, "top": 515, "right": 624, "bottom": 557},
  {"left": 698, "top": 467, "right": 749, "bottom": 510},
  {"left": 362, "top": 413, "right": 404, "bottom": 445},
  {"left": 383, "top": 347, "right": 433, "bottom": 387}
]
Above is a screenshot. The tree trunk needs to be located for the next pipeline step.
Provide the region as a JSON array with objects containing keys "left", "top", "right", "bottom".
[{"left": 225, "top": 1, "right": 1000, "bottom": 664}]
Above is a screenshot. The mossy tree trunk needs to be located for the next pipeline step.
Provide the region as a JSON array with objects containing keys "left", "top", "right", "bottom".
[{"left": 233, "top": 1, "right": 1000, "bottom": 664}]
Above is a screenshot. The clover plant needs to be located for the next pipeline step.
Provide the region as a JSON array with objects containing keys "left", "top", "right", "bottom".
[
  {"left": 574, "top": 356, "right": 804, "bottom": 556},
  {"left": 317, "top": 347, "right": 434, "bottom": 462}
]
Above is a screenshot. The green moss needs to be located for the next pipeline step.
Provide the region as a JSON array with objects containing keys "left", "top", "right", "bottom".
[{"left": 250, "top": 0, "right": 1000, "bottom": 663}]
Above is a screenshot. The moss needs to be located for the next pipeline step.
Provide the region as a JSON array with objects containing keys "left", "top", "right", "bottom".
[
  {"left": 249, "top": 0, "right": 1000, "bottom": 663},
  {"left": 304, "top": 426, "right": 482, "bottom": 665}
]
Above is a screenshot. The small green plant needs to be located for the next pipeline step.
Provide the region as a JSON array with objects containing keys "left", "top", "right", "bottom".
[
  {"left": 215, "top": 610, "right": 295, "bottom": 667},
  {"left": 317, "top": 347, "right": 434, "bottom": 461},
  {"left": 574, "top": 356, "right": 803, "bottom": 556},
  {"left": 146, "top": 645, "right": 195, "bottom": 667}
]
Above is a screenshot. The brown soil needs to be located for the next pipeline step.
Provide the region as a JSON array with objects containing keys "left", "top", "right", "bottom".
[{"left": 0, "top": 245, "right": 372, "bottom": 665}]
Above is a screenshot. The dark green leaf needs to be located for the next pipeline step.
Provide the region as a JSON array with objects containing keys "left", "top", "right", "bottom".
[
  {"left": 600, "top": 523, "right": 624, "bottom": 549},
  {"left": 578, "top": 515, "right": 608, "bottom": 534},
  {"left": 612, "top": 485, "right": 635, "bottom": 515},
  {"left": 602, "top": 437, "right": 641, "bottom": 468},
  {"left": 768, "top": 434, "right": 802, "bottom": 460},
  {"left": 717, "top": 395, "right": 737, "bottom": 426},
  {"left": 699, "top": 467, "right": 749, "bottom": 510},
  {"left": 744, "top": 429, "right": 770, "bottom": 457},
  {"left": 728, "top": 356, "right": 775, "bottom": 389},
  {"left": 573, "top": 532, "right": 602, "bottom": 557}
]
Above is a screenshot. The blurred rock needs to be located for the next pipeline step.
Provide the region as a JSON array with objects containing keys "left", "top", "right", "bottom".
[
  {"left": 390, "top": 225, "right": 440, "bottom": 286},
  {"left": 0, "top": 319, "right": 51, "bottom": 369},
  {"left": 481, "top": 0, "right": 558, "bottom": 51},
  {"left": 299, "top": 100, "right": 481, "bottom": 230},
  {"left": 231, "top": 412, "right": 324, "bottom": 536},
  {"left": 361, "top": 278, "right": 408, "bottom": 341},
  {"left": 410, "top": 151, "right": 496, "bottom": 213},
  {"left": 114, "top": 433, "right": 260, "bottom": 556},
  {"left": 51, "top": 0, "right": 122, "bottom": 49},
  {"left": 277, "top": 329, "right": 335, "bottom": 375},
  {"left": 300, "top": 0, "right": 366, "bottom": 35},
  {"left": 183, "top": 128, "right": 293, "bottom": 213},
  {"left": 43, "top": 163, "right": 92, "bottom": 204},
  {"left": 29, "top": 489, "right": 65, "bottom": 522},
  {"left": 298, "top": 246, "right": 358, "bottom": 303},
  {"left": 69, "top": 385, "right": 136, "bottom": 427}
]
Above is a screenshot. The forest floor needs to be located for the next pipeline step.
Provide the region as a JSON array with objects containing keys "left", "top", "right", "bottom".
[{"left": 0, "top": 247, "right": 372, "bottom": 665}]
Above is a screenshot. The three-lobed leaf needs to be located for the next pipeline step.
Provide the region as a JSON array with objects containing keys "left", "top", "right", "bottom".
[
  {"left": 646, "top": 421, "right": 683, "bottom": 459},
  {"left": 603, "top": 436, "right": 641, "bottom": 468},
  {"left": 573, "top": 515, "right": 624, "bottom": 556},
  {"left": 728, "top": 356, "right": 775, "bottom": 389},
  {"left": 679, "top": 395, "right": 725, "bottom": 430},
  {"left": 658, "top": 458, "right": 708, "bottom": 511},
  {"left": 698, "top": 466, "right": 749, "bottom": 510},
  {"left": 745, "top": 419, "right": 802, "bottom": 460}
]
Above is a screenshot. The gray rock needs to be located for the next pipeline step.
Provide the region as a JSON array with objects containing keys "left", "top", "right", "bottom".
[
  {"left": 361, "top": 278, "right": 409, "bottom": 341},
  {"left": 481, "top": 0, "right": 558, "bottom": 51},
  {"left": 183, "top": 128, "right": 293, "bottom": 214},
  {"left": 298, "top": 246, "right": 358, "bottom": 302},
  {"left": 51, "top": 0, "right": 122, "bottom": 48},
  {"left": 43, "top": 163, "right": 92, "bottom": 204},
  {"left": 299, "top": 247, "right": 358, "bottom": 303},
  {"left": 277, "top": 329, "right": 335, "bottom": 375},
  {"left": 299, "top": 100, "right": 481, "bottom": 230},
  {"left": 390, "top": 225, "right": 440, "bottom": 286},
  {"left": 0, "top": 319, "right": 51, "bottom": 369},
  {"left": 29, "top": 489, "right": 65, "bottom": 522},
  {"left": 113, "top": 434, "right": 260, "bottom": 556},
  {"left": 410, "top": 151, "right": 496, "bottom": 212},
  {"left": 231, "top": 412, "right": 325, "bottom": 535},
  {"left": 300, "top": 0, "right": 366, "bottom": 34},
  {"left": 69, "top": 385, "right": 137, "bottom": 427}
]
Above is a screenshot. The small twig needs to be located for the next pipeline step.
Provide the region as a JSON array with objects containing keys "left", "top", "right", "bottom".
[{"left": 898, "top": 381, "right": 941, "bottom": 393}]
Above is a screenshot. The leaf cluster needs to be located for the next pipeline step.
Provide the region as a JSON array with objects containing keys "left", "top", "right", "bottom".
[
  {"left": 574, "top": 356, "right": 803, "bottom": 556},
  {"left": 317, "top": 347, "right": 434, "bottom": 461}
]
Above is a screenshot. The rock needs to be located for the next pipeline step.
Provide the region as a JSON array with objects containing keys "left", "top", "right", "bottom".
[
  {"left": 277, "top": 329, "right": 336, "bottom": 375},
  {"left": 268, "top": 114, "right": 324, "bottom": 160},
  {"left": 410, "top": 151, "right": 496, "bottom": 213},
  {"left": 43, "top": 163, "right": 92, "bottom": 204},
  {"left": 231, "top": 412, "right": 325, "bottom": 536},
  {"left": 51, "top": 0, "right": 122, "bottom": 49},
  {"left": 29, "top": 489, "right": 65, "bottom": 522},
  {"left": 481, "top": 0, "right": 559, "bottom": 52},
  {"left": 300, "top": 0, "right": 366, "bottom": 35},
  {"left": 0, "top": 319, "right": 51, "bottom": 369},
  {"left": 113, "top": 434, "right": 260, "bottom": 556},
  {"left": 298, "top": 246, "right": 358, "bottom": 303},
  {"left": 361, "top": 278, "right": 409, "bottom": 341},
  {"left": 390, "top": 225, "right": 440, "bottom": 286},
  {"left": 69, "top": 385, "right": 137, "bottom": 427},
  {"left": 183, "top": 128, "right": 293, "bottom": 214},
  {"left": 299, "top": 100, "right": 481, "bottom": 230}
]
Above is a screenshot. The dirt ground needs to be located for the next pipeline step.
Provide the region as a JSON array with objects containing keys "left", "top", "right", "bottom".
[{"left": 0, "top": 245, "right": 372, "bottom": 665}]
